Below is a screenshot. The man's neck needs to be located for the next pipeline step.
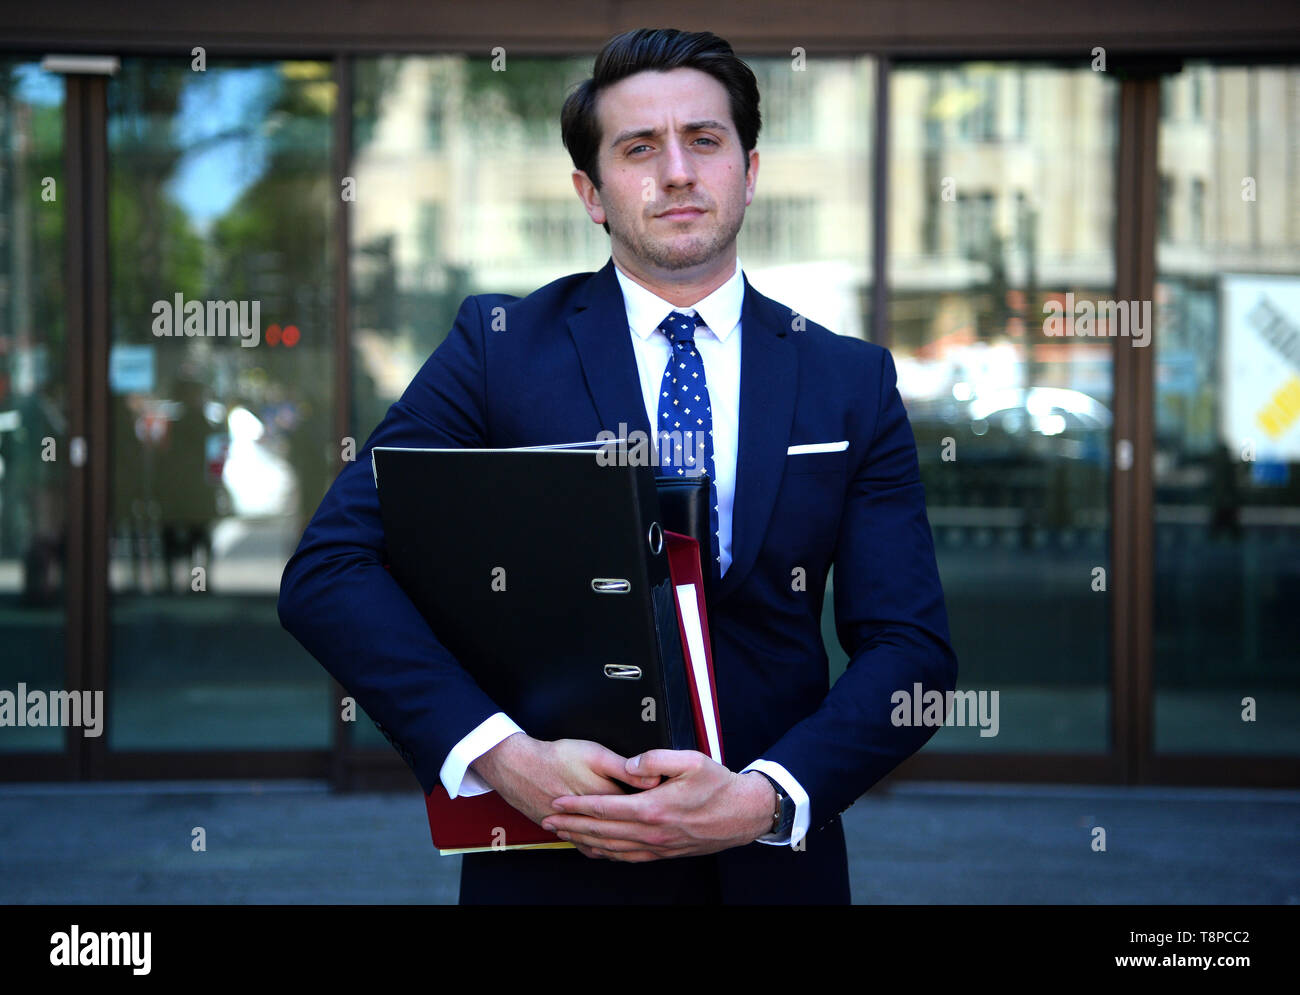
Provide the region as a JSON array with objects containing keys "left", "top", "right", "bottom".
[{"left": 611, "top": 248, "right": 737, "bottom": 308}]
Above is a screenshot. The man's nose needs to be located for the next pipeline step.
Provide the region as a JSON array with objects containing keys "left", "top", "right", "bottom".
[{"left": 660, "top": 137, "right": 697, "bottom": 188}]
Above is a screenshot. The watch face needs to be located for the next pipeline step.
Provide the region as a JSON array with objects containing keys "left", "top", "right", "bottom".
[{"left": 778, "top": 795, "right": 795, "bottom": 834}]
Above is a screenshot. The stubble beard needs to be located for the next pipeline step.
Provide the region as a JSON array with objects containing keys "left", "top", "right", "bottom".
[{"left": 613, "top": 200, "right": 745, "bottom": 273}]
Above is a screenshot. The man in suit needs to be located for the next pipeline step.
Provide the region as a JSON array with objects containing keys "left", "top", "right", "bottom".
[{"left": 278, "top": 27, "right": 957, "bottom": 904}]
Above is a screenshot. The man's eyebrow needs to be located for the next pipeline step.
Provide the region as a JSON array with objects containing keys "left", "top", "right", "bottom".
[{"left": 608, "top": 120, "right": 730, "bottom": 150}]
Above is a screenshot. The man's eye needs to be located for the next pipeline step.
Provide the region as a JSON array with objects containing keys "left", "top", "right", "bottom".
[{"left": 627, "top": 138, "right": 716, "bottom": 154}]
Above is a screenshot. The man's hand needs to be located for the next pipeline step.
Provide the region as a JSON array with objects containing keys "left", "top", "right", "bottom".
[
  {"left": 539, "top": 750, "right": 777, "bottom": 862},
  {"left": 470, "top": 732, "right": 660, "bottom": 828}
]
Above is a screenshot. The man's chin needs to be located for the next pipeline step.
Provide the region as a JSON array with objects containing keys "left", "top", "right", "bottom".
[{"left": 646, "top": 237, "right": 722, "bottom": 271}]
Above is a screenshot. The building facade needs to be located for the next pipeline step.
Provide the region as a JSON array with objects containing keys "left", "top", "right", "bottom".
[{"left": 0, "top": 1, "right": 1297, "bottom": 787}]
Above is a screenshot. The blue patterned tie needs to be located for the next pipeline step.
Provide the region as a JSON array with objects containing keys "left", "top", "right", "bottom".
[{"left": 656, "top": 310, "right": 720, "bottom": 582}]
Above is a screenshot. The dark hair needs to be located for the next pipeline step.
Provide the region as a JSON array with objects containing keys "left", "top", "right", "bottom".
[{"left": 561, "top": 28, "right": 761, "bottom": 234}]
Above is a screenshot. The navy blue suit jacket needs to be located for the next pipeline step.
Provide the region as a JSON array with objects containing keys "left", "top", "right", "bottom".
[{"left": 278, "top": 258, "right": 957, "bottom": 904}]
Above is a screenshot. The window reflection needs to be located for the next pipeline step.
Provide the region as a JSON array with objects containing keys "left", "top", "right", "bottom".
[
  {"left": 350, "top": 54, "right": 875, "bottom": 434},
  {"left": 1154, "top": 63, "right": 1300, "bottom": 755},
  {"left": 106, "top": 59, "right": 334, "bottom": 750},
  {"left": 0, "top": 61, "right": 66, "bottom": 752},
  {"left": 890, "top": 63, "right": 1118, "bottom": 752}
]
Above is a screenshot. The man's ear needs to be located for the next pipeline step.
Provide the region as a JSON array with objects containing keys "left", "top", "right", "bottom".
[
  {"left": 571, "top": 169, "right": 607, "bottom": 226},
  {"left": 744, "top": 148, "right": 759, "bottom": 208}
]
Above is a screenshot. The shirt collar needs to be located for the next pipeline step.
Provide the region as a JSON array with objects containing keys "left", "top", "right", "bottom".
[{"left": 613, "top": 256, "right": 744, "bottom": 343}]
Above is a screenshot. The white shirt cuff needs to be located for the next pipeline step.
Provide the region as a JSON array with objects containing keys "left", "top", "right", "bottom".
[
  {"left": 740, "top": 759, "right": 810, "bottom": 848},
  {"left": 440, "top": 712, "right": 524, "bottom": 798}
]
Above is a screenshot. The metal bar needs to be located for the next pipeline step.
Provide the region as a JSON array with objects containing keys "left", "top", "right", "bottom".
[
  {"left": 82, "top": 73, "right": 111, "bottom": 780},
  {"left": 1129, "top": 77, "right": 1159, "bottom": 785},
  {"left": 61, "top": 73, "right": 88, "bottom": 780},
  {"left": 1111, "top": 84, "right": 1135, "bottom": 786},
  {"left": 1112, "top": 72, "right": 1160, "bottom": 785}
]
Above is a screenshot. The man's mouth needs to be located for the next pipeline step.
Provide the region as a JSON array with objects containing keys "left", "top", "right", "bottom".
[{"left": 657, "top": 206, "right": 706, "bottom": 219}]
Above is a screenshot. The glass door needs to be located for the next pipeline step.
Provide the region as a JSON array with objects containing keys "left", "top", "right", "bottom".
[
  {"left": 1152, "top": 62, "right": 1300, "bottom": 757},
  {"left": 889, "top": 62, "right": 1119, "bottom": 755},
  {"left": 0, "top": 59, "right": 71, "bottom": 766},
  {"left": 104, "top": 58, "right": 336, "bottom": 753}
]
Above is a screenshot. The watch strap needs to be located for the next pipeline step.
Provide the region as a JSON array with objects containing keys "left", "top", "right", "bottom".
[{"left": 751, "top": 769, "right": 795, "bottom": 838}]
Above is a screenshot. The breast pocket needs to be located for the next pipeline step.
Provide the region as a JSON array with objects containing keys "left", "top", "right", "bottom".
[{"left": 784, "top": 448, "right": 849, "bottom": 475}]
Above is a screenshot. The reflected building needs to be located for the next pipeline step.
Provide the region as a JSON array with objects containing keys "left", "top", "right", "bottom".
[{"left": 0, "top": 40, "right": 1296, "bottom": 777}]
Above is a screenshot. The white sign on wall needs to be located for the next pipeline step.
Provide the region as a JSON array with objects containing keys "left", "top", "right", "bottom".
[{"left": 1221, "top": 274, "right": 1300, "bottom": 461}]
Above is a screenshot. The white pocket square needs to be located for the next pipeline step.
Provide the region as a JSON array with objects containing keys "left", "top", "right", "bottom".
[{"left": 787, "top": 440, "right": 849, "bottom": 455}]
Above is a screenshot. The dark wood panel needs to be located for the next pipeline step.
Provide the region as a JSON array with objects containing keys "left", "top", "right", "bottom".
[
  {"left": 885, "top": 751, "right": 1297, "bottom": 788},
  {"left": 1, "top": 1, "right": 1297, "bottom": 57},
  {"left": 1146, "top": 755, "right": 1300, "bottom": 787},
  {"left": 100, "top": 750, "right": 332, "bottom": 780},
  {"left": 62, "top": 75, "right": 88, "bottom": 780},
  {"left": 890, "top": 751, "right": 1124, "bottom": 784},
  {"left": 0, "top": 752, "right": 79, "bottom": 781},
  {"left": 83, "top": 74, "right": 110, "bottom": 782},
  {"left": 1112, "top": 76, "right": 1159, "bottom": 784}
]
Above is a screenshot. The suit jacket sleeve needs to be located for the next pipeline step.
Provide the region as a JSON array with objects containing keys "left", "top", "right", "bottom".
[
  {"left": 758, "top": 345, "right": 958, "bottom": 830},
  {"left": 277, "top": 294, "right": 504, "bottom": 796}
]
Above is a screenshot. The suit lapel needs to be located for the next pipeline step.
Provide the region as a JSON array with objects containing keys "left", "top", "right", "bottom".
[
  {"left": 566, "top": 259, "right": 798, "bottom": 604},
  {"left": 566, "top": 259, "right": 653, "bottom": 442},
  {"left": 716, "top": 274, "right": 798, "bottom": 602}
]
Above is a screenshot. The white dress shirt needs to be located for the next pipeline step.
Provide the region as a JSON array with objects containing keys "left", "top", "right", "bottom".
[{"left": 437, "top": 256, "right": 810, "bottom": 847}]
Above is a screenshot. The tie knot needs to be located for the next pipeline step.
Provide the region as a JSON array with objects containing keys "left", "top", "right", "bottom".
[{"left": 659, "top": 310, "right": 705, "bottom": 345}]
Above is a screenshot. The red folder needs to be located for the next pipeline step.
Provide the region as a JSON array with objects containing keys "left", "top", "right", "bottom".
[
  {"left": 423, "top": 530, "right": 721, "bottom": 854},
  {"left": 664, "top": 532, "right": 724, "bottom": 767}
]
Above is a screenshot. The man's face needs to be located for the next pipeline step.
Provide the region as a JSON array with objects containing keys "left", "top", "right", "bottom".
[{"left": 572, "top": 67, "right": 758, "bottom": 276}]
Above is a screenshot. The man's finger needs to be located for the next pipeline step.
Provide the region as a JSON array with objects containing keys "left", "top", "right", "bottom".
[
  {"left": 544, "top": 814, "right": 684, "bottom": 848},
  {"left": 582, "top": 844, "right": 663, "bottom": 862},
  {"left": 562, "top": 831, "right": 665, "bottom": 853},
  {"left": 550, "top": 791, "right": 653, "bottom": 820},
  {"left": 587, "top": 748, "right": 661, "bottom": 788},
  {"left": 626, "top": 749, "right": 707, "bottom": 780}
]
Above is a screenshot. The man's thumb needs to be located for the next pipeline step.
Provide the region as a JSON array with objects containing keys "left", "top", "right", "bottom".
[
  {"left": 627, "top": 749, "right": 691, "bottom": 780},
  {"left": 625, "top": 753, "right": 661, "bottom": 786}
]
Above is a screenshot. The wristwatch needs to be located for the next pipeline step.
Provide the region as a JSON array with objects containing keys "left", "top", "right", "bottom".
[{"left": 751, "top": 770, "right": 795, "bottom": 839}]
